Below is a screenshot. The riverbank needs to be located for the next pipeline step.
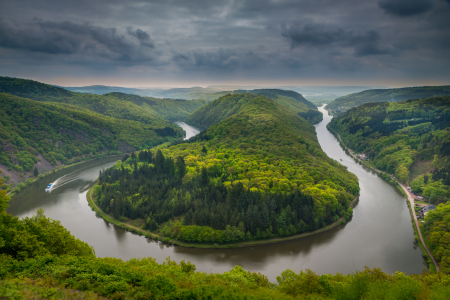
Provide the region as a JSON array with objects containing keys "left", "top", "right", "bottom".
[
  {"left": 87, "top": 183, "right": 359, "bottom": 249},
  {"left": 330, "top": 129, "right": 440, "bottom": 272},
  {"left": 5, "top": 152, "right": 129, "bottom": 198}
]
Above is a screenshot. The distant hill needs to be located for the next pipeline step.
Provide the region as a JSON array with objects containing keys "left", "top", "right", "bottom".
[
  {"left": 0, "top": 77, "right": 205, "bottom": 123},
  {"left": 326, "top": 86, "right": 450, "bottom": 115},
  {"left": 60, "top": 85, "right": 152, "bottom": 96},
  {"left": 0, "top": 93, "right": 183, "bottom": 187},
  {"left": 187, "top": 89, "right": 322, "bottom": 128}
]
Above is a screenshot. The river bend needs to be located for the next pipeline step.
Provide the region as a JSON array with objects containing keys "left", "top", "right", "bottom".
[{"left": 8, "top": 109, "right": 426, "bottom": 281}]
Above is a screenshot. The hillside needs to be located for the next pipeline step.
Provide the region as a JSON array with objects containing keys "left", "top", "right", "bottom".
[
  {"left": 327, "top": 97, "right": 450, "bottom": 268},
  {"left": 186, "top": 89, "right": 322, "bottom": 129},
  {"left": 93, "top": 93, "right": 358, "bottom": 245},
  {"left": 326, "top": 86, "right": 450, "bottom": 116},
  {"left": 0, "top": 77, "right": 205, "bottom": 123},
  {"left": 106, "top": 92, "right": 207, "bottom": 121},
  {"left": 328, "top": 97, "right": 450, "bottom": 200},
  {"left": 0, "top": 93, "right": 183, "bottom": 188}
]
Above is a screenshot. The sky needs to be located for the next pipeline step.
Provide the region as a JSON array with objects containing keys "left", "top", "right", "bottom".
[{"left": 1, "top": 0, "right": 449, "bottom": 88}]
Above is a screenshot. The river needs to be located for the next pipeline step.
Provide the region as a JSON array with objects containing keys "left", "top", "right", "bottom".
[{"left": 7, "top": 107, "right": 426, "bottom": 281}]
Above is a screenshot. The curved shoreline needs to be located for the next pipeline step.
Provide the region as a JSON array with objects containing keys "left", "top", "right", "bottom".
[
  {"left": 331, "top": 130, "right": 440, "bottom": 272},
  {"left": 87, "top": 183, "right": 359, "bottom": 249}
]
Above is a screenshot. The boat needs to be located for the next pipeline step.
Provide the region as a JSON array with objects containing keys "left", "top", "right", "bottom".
[{"left": 45, "top": 183, "right": 52, "bottom": 192}]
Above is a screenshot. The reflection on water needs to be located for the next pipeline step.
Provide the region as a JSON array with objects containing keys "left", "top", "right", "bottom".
[{"left": 8, "top": 119, "right": 426, "bottom": 281}]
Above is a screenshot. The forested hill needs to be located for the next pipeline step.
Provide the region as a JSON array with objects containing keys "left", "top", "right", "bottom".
[
  {"left": 0, "top": 76, "right": 205, "bottom": 123},
  {"left": 235, "top": 89, "right": 322, "bottom": 124},
  {"left": 326, "top": 85, "right": 450, "bottom": 116},
  {"left": 186, "top": 90, "right": 322, "bottom": 129},
  {"left": 0, "top": 93, "right": 183, "bottom": 188},
  {"left": 94, "top": 93, "right": 359, "bottom": 245},
  {"left": 328, "top": 96, "right": 450, "bottom": 201},
  {"left": 105, "top": 92, "right": 207, "bottom": 121},
  {"left": 238, "top": 89, "right": 316, "bottom": 109}
]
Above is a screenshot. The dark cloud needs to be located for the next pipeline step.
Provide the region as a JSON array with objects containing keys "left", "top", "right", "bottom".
[
  {"left": 127, "top": 27, "right": 154, "bottom": 48},
  {"left": 378, "top": 0, "right": 433, "bottom": 16},
  {"left": 0, "top": 18, "right": 156, "bottom": 62},
  {"left": 281, "top": 24, "right": 398, "bottom": 56},
  {"left": 172, "top": 48, "right": 267, "bottom": 71},
  {"left": 0, "top": 0, "right": 449, "bottom": 84}
]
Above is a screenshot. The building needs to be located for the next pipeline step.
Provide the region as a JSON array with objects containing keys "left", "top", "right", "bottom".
[{"left": 417, "top": 205, "right": 436, "bottom": 219}]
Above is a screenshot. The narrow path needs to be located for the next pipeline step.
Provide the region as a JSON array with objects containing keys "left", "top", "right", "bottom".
[
  {"left": 88, "top": 184, "right": 359, "bottom": 248},
  {"left": 336, "top": 133, "right": 440, "bottom": 272},
  {"left": 398, "top": 182, "right": 440, "bottom": 272}
]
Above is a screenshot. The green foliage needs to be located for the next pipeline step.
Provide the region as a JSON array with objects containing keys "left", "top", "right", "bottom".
[
  {"left": 0, "top": 172, "right": 9, "bottom": 213},
  {"left": 0, "top": 92, "right": 184, "bottom": 173},
  {"left": 424, "top": 202, "right": 450, "bottom": 273},
  {"left": 2, "top": 254, "right": 450, "bottom": 299},
  {"left": 328, "top": 97, "right": 450, "bottom": 201},
  {"left": 96, "top": 94, "right": 358, "bottom": 244},
  {"left": 0, "top": 208, "right": 94, "bottom": 260},
  {"left": 0, "top": 76, "right": 199, "bottom": 126},
  {"left": 326, "top": 85, "right": 450, "bottom": 115}
]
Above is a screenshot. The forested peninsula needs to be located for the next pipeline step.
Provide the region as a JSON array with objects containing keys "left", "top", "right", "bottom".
[
  {"left": 326, "top": 86, "right": 450, "bottom": 116},
  {"left": 92, "top": 93, "right": 359, "bottom": 245},
  {"left": 327, "top": 96, "right": 450, "bottom": 271}
]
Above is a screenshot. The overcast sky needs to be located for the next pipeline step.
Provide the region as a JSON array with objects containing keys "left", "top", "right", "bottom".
[{"left": 1, "top": 0, "right": 449, "bottom": 87}]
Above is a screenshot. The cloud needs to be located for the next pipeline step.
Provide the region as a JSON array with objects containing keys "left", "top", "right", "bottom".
[
  {"left": 281, "top": 23, "right": 398, "bottom": 56},
  {"left": 0, "top": 18, "right": 156, "bottom": 62},
  {"left": 171, "top": 48, "right": 268, "bottom": 71},
  {"left": 378, "top": 0, "right": 433, "bottom": 16},
  {"left": 127, "top": 27, "right": 154, "bottom": 48}
]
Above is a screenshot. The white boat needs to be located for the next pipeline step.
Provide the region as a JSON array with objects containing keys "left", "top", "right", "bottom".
[{"left": 45, "top": 183, "right": 52, "bottom": 192}]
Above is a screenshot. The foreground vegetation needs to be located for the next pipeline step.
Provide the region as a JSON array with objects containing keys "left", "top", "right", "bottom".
[
  {"left": 1, "top": 175, "right": 450, "bottom": 299},
  {"left": 326, "top": 86, "right": 450, "bottom": 116},
  {"left": 93, "top": 93, "right": 358, "bottom": 245}
]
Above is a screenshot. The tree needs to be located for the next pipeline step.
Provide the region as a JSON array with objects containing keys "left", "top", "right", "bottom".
[
  {"left": 201, "top": 167, "right": 209, "bottom": 186},
  {"left": 155, "top": 150, "right": 165, "bottom": 174},
  {"left": 176, "top": 156, "right": 186, "bottom": 180},
  {"left": 0, "top": 171, "right": 9, "bottom": 212},
  {"left": 202, "top": 145, "right": 207, "bottom": 154},
  {"left": 33, "top": 167, "right": 38, "bottom": 177}
]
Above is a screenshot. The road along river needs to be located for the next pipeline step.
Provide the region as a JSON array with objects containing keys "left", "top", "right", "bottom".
[{"left": 8, "top": 110, "right": 426, "bottom": 281}]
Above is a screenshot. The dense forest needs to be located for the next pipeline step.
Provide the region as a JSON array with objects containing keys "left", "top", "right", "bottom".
[
  {"left": 0, "top": 93, "right": 183, "bottom": 189},
  {"left": 327, "top": 96, "right": 450, "bottom": 203},
  {"left": 1, "top": 174, "right": 450, "bottom": 299},
  {"left": 93, "top": 93, "right": 358, "bottom": 244},
  {"left": 326, "top": 85, "right": 450, "bottom": 116}
]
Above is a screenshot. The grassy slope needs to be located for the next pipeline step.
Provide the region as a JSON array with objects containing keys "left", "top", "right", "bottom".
[{"left": 326, "top": 85, "right": 450, "bottom": 115}]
